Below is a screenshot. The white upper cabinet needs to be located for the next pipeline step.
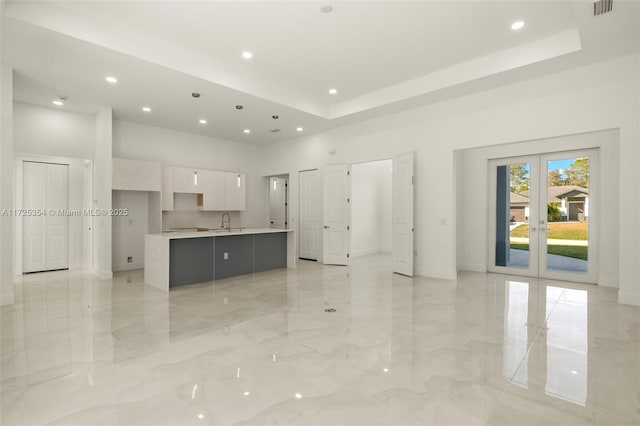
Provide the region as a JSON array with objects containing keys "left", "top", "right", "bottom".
[
  {"left": 225, "top": 172, "right": 246, "bottom": 211},
  {"left": 162, "top": 166, "right": 174, "bottom": 211},
  {"left": 202, "top": 170, "right": 226, "bottom": 210},
  {"left": 163, "top": 166, "right": 246, "bottom": 211},
  {"left": 173, "top": 167, "right": 201, "bottom": 194},
  {"left": 112, "top": 158, "right": 161, "bottom": 192}
]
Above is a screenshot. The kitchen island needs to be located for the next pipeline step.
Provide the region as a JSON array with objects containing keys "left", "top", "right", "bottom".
[{"left": 144, "top": 228, "right": 295, "bottom": 291}]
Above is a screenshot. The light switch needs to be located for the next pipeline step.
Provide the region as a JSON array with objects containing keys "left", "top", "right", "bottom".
[{"left": 224, "top": 252, "right": 229, "bottom": 260}]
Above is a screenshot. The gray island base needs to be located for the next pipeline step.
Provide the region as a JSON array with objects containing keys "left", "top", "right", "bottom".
[{"left": 144, "top": 229, "right": 295, "bottom": 291}]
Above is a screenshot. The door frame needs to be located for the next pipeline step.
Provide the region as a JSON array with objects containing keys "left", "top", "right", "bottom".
[
  {"left": 298, "top": 168, "right": 320, "bottom": 261},
  {"left": 487, "top": 149, "right": 598, "bottom": 284},
  {"left": 15, "top": 155, "right": 92, "bottom": 274}
]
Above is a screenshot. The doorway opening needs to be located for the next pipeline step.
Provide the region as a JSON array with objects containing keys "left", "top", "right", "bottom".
[
  {"left": 351, "top": 159, "right": 392, "bottom": 258},
  {"left": 488, "top": 149, "right": 598, "bottom": 283},
  {"left": 268, "top": 174, "right": 288, "bottom": 229},
  {"left": 322, "top": 153, "right": 414, "bottom": 276}
]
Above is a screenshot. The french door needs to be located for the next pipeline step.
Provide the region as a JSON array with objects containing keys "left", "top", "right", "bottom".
[{"left": 488, "top": 150, "right": 597, "bottom": 283}]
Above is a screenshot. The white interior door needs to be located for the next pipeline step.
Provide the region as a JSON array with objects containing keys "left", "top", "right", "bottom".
[
  {"left": 392, "top": 153, "right": 415, "bottom": 276},
  {"left": 46, "top": 163, "right": 69, "bottom": 270},
  {"left": 299, "top": 169, "right": 319, "bottom": 260},
  {"left": 22, "top": 161, "right": 69, "bottom": 273},
  {"left": 23, "top": 162, "right": 47, "bottom": 273},
  {"left": 323, "top": 164, "right": 350, "bottom": 265},
  {"left": 269, "top": 177, "right": 287, "bottom": 228}
]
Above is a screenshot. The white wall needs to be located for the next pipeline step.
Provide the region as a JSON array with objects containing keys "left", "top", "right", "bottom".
[
  {"left": 351, "top": 159, "right": 392, "bottom": 257},
  {"left": 13, "top": 102, "right": 95, "bottom": 158},
  {"left": 455, "top": 130, "right": 620, "bottom": 286},
  {"left": 260, "top": 53, "right": 639, "bottom": 305},
  {"left": 112, "top": 120, "right": 267, "bottom": 229},
  {"left": 112, "top": 190, "right": 148, "bottom": 271},
  {"left": 0, "top": 65, "right": 15, "bottom": 305},
  {"left": 11, "top": 102, "right": 96, "bottom": 275}
]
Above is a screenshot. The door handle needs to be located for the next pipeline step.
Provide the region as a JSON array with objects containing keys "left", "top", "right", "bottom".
[{"left": 324, "top": 225, "right": 330, "bottom": 229}]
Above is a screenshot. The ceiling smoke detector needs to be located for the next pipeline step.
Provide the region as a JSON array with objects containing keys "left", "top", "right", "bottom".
[{"left": 320, "top": 6, "right": 333, "bottom": 14}]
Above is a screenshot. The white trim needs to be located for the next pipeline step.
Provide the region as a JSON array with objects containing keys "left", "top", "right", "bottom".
[
  {"left": 618, "top": 292, "right": 640, "bottom": 306},
  {"left": 457, "top": 263, "right": 486, "bottom": 273},
  {"left": 415, "top": 267, "right": 457, "bottom": 280},
  {"left": 112, "top": 262, "right": 144, "bottom": 272},
  {"left": 598, "top": 276, "right": 619, "bottom": 288},
  {"left": 91, "top": 269, "right": 113, "bottom": 280}
]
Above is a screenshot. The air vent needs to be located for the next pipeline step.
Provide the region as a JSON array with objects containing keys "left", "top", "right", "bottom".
[
  {"left": 270, "top": 129, "right": 281, "bottom": 133},
  {"left": 593, "top": 0, "right": 613, "bottom": 16}
]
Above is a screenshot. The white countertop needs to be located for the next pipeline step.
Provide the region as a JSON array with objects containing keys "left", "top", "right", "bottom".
[{"left": 148, "top": 228, "right": 294, "bottom": 240}]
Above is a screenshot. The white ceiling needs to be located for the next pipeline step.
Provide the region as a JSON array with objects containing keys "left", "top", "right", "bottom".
[{"left": 2, "top": 1, "right": 639, "bottom": 145}]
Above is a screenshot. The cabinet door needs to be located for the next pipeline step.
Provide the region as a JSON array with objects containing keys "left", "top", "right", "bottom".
[
  {"left": 138, "top": 161, "right": 161, "bottom": 191},
  {"left": 173, "top": 167, "right": 194, "bottom": 193},
  {"left": 162, "top": 166, "right": 174, "bottom": 211},
  {"left": 225, "top": 172, "right": 246, "bottom": 211},
  {"left": 112, "top": 158, "right": 139, "bottom": 190},
  {"left": 202, "top": 170, "right": 226, "bottom": 210},
  {"left": 113, "top": 158, "right": 162, "bottom": 191}
]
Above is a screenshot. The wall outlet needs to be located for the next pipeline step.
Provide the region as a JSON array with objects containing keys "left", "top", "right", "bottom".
[
  {"left": 127, "top": 256, "right": 133, "bottom": 263},
  {"left": 224, "top": 252, "right": 229, "bottom": 260}
]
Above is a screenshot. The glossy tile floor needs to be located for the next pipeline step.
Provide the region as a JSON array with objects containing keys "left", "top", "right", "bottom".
[{"left": 1, "top": 254, "right": 639, "bottom": 426}]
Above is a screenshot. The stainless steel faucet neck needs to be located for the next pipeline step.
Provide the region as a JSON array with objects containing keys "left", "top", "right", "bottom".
[{"left": 221, "top": 212, "right": 231, "bottom": 231}]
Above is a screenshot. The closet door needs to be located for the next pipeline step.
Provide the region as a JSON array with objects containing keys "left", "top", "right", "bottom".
[
  {"left": 23, "top": 162, "right": 69, "bottom": 273},
  {"left": 45, "top": 163, "right": 69, "bottom": 270},
  {"left": 23, "top": 162, "right": 47, "bottom": 273}
]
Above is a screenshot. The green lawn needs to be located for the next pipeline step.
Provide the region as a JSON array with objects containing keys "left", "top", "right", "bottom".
[
  {"left": 510, "top": 222, "right": 588, "bottom": 240},
  {"left": 510, "top": 244, "right": 588, "bottom": 261}
]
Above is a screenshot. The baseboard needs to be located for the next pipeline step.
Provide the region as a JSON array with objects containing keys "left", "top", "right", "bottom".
[
  {"left": 0, "top": 291, "right": 15, "bottom": 306},
  {"left": 91, "top": 269, "right": 113, "bottom": 280},
  {"left": 352, "top": 249, "right": 386, "bottom": 257},
  {"left": 618, "top": 291, "right": 640, "bottom": 306},
  {"left": 456, "top": 263, "right": 487, "bottom": 273},
  {"left": 112, "top": 262, "right": 144, "bottom": 272},
  {"left": 414, "top": 267, "right": 457, "bottom": 280},
  {"left": 597, "top": 276, "right": 619, "bottom": 288}
]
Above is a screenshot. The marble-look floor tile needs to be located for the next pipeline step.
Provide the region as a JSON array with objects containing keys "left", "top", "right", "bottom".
[{"left": 1, "top": 255, "right": 639, "bottom": 425}]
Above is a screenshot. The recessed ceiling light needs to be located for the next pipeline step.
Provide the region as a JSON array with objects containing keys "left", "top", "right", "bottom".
[
  {"left": 328, "top": 88, "right": 337, "bottom": 95},
  {"left": 105, "top": 76, "right": 118, "bottom": 84},
  {"left": 142, "top": 107, "right": 151, "bottom": 112},
  {"left": 52, "top": 100, "right": 64, "bottom": 106},
  {"left": 243, "top": 129, "right": 251, "bottom": 134},
  {"left": 511, "top": 21, "right": 525, "bottom": 30},
  {"left": 199, "top": 119, "right": 207, "bottom": 124},
  {"left": 296, "top": 127, "right": 303, "bottom": 132},
  {"left": 242, "top": 51, "right": 253, "bottom": 59}
]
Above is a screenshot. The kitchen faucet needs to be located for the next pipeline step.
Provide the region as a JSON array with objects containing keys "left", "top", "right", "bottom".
[{"left": 221, "top": 212, "right": 231, "bottom": 231}]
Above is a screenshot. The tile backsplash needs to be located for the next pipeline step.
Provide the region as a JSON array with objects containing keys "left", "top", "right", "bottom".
[{"left": 162, "top": 211, "right": 242, "bottom": 230}]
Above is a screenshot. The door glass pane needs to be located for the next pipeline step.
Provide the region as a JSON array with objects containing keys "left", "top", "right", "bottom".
[
  {"left": 545, "top": 158, "right": 588, "bottom": 274},
  {"left": 495, "top": 162, "right": 530, "bottom": 268}
]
